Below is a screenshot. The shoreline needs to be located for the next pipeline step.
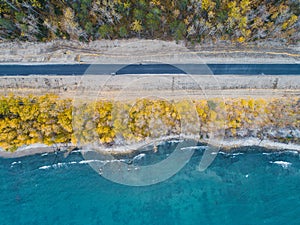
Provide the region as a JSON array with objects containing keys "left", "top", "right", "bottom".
[{"left": 1, "top": 137, "right": 300, "bottom": 159}]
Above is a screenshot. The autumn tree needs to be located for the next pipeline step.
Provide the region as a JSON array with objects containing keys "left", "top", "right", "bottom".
[
  {"left": 0, "top": 0, "right": 299, "bottom": 45},
  {"left": 131, "top": 20, "right": 143, "bottom": 38}
]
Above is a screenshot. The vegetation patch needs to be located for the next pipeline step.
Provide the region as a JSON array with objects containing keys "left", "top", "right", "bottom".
[
  {"left": 0, "top": 94, "right": 299, "bottom": 151},
  {"left": 0, "top": 0, "right": 299, "bottom": 43}
]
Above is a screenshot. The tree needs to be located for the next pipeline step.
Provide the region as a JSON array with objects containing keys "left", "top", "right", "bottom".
[
  {"left": 131, "top": 20, "right": 143, "bottom": 37},
  {"left": 146, "top": 12, "right": 160, "bottom": 37},
  {"left": 98, "top": 24, "right": 113, "bottom": 39},
  {"left": 173, "top": 21, "right": 187, "bottom": 41},
  {"left": 133, "top": 8, "right": 145, "bottom": 21},
  {"left": 119, "top": 26, "right": 128, "bottom": 38},
  {"left": 62, "top": 7, "right": 81, "bottom": 39}
]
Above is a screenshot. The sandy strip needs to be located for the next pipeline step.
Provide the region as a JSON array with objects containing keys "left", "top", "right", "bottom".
[
  {"left": 1, "top": 137, "right": 299, "bottom": 159},
  {"left": 0, "top": 146, "right": 65, "bottom": 158}
]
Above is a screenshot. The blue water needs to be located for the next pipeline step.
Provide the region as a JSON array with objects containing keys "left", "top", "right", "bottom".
[{"left": 1, "top": 146, "right": 300, "bottom": 225}]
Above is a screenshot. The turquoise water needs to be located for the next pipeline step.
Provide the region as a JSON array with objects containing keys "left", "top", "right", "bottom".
[{"left": 1, "top": 145, "right": 300, "bottom": 225}]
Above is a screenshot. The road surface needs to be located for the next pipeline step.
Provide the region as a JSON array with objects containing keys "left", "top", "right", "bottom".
[{"left": 0, "top": 64, "right": 299, "bottom": 76}]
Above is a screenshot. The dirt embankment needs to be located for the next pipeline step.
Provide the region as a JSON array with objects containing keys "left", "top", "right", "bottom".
[{"left": 0, "top": 39, "right": 299, "bottom": 64}]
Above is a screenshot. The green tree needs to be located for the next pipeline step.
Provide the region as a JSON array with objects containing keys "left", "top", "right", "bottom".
[
  {"left": 146, "top": 7, "right": 161, "bottom": 37},
  {"left": 98, "top": 24, "right": 113, "bottom": 39},
  {"left": 119, "top": 26, "right": 128, "bottom": 38},
  {"left": 171, "top": 21, "right": 187, "bottom": 41},
  {"left": 133, "top": 8, "right": 145, "bottom": 21}
]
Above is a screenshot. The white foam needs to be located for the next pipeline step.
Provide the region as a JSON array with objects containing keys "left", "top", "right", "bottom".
[
  {"left": 39, "top": 162, "right": 71, "bottom": 170},
  {"left": 11, "top": 161, "right": 21, "bottom": 165},
  {"left": 285, "top": 150, "right": 299, "bottom": 155},
  {"left": 262, "top": 152, "right": 272, "bottom": 155},
  {"left": 78, "top": 159, "right": 104, "bottom": 164},
  {"left": 167, "top": 139, "right": 184, "bottom": 143},
  {"left": 270, "top": 161, "right": 292, "bottom": 169},
  {"left": 39, "top": 165, "right": 51, "bottom": 170},
  {"left": 71, "top": 150, "right": 83, "bottom": 153},
  {"left": 52, "top": 163, "right": 66, "bottom": 169},
  {"left": 218, "top": 152, "right": 227, "bottom": 155},
  {"left": 181, "top": 146, "right": 207, "bottom": 151},
  {"left": 232, "top": 152, "right": 244, "bottom": 156},
  {"left": 10, "top": 161, "right": 21, "bottom": 168},
  {"left": 218, "top": 151, "right": 244, "bottom": 156},
  {"left": 39, "top": 161, "right": 77, "bottom": 170},
  {"left": 132, "top": 153, "right": 146, "bottom": 161}
]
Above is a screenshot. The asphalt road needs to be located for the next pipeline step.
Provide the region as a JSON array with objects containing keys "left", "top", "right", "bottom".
[{"left": 0, "top": 64, "right": 299, "bottom": 76}]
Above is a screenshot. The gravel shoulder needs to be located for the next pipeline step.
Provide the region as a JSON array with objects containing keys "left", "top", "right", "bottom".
[{"left": 1, "top": 75, "right": 299, "bottom": 100}]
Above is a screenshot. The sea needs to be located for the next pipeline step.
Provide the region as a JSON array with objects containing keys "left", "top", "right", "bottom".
[{"left": 1, "top": 142, "right": 300, "bottom": 225}]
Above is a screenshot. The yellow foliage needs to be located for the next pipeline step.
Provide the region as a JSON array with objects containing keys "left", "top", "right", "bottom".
[
  {"left": 0, "top": 94, "right": 298, "bottom": 151},
  {"left": 240, "top": 0, "right": 250, "bottom": 14},
  {"left": 237, "top": 36, "right": 245, "bottom": 43},
  {"left": 123, "top": 1, "right": 131, "bottom": 9},
  {"left": 150, "top": 0, "right": 160, "bottom": 6},
  {"left": 289, "top": 15, "right": 298, "bottom": 26},
  {"left": 131, "top": 20, "right": 143, "bottom": 33},
  {"left": 241, "top": 99, "right": 248, "bottom": 107},
  {"left": 248, "top": 99, "right": 254, "bottom": 110},
  {"left": 202, "top": 0, "right": 215, "bottom": 11},
  {"left": 209, "top": 110, "right": 217, "bottom": 121},
  {"left": 282, "top": 22, "right": 289, "bottom": 30},
  {"left": 29, "top": 0, "right": 42, "bottom": 8}
]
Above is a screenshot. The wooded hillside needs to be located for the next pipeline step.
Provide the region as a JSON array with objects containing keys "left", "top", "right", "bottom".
[{"left": 0, "top": 0, "right": 299, "bottom": 43}]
